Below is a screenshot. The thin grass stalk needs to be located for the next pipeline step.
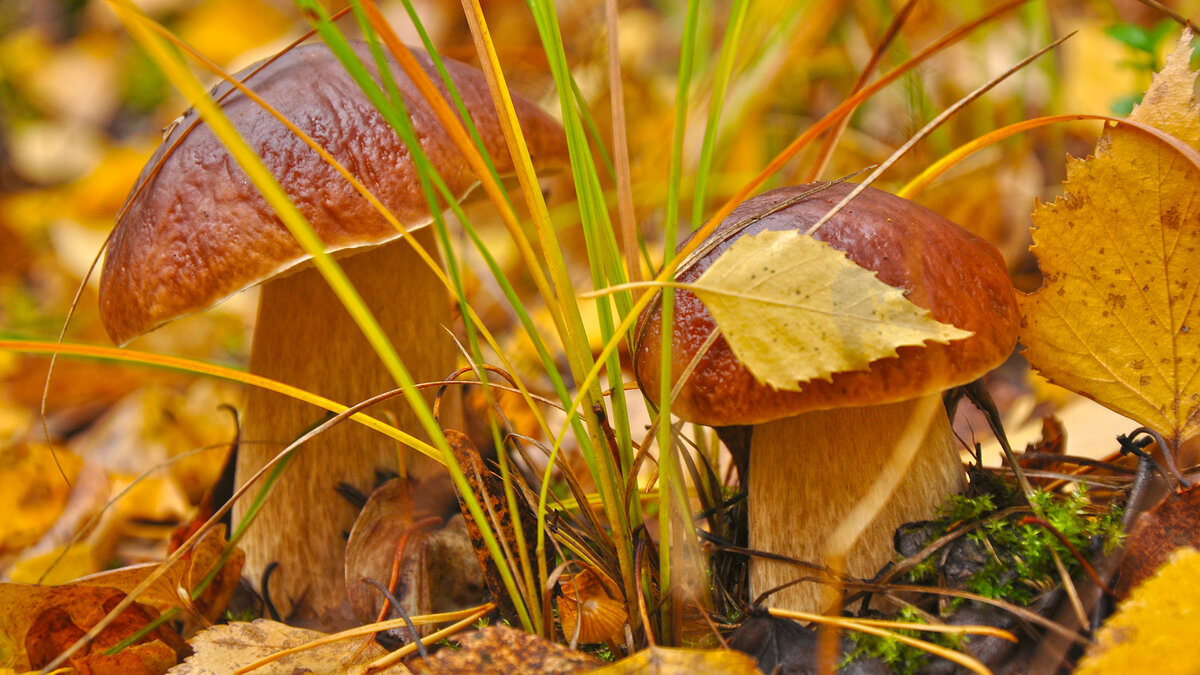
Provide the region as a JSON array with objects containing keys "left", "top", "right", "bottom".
[
  {"left": 553, "top": 101, "right": 638, "bottom": 518},
  {"left": 356, "top": 1, "right": 576, "bottom": 368},
  {"left": 553, "top": 90, "right": 635, "bottom": 511},
  {"left": 299, "top": 2, "right": 536, "bottom": 629},
  {"left": 805, "top": 0, "right": 918, "bottom": 182},
  {"left": 376, "top": 0, "right": 523, "bottom": 505},
  {"left": 801, "top": 32, "right": 1073, "bottom": 237},
  {"left": 2, "top": 339, "right": 434, "bottom": 454},
  {"left": 570, "top": 74, "right": 618, "bottom": 181},
  {"left": 390, "top": 0, "right": 506, "bottom": 189},
  {"left": 448, "top": 0, "right": 628, "bottom": 629},
  {"left": 372, "top": 4, "right": 588, "bottom": 500},
  {"left": 461, "top": 0, "right": 601, "bottom": 416},
  {"left": 604, "top": 0, "right": 641, "bottom": 285},
  {"left": 767, "top": 608, "right": 998, "bottom": 675},
  {"left": 461, "top": 0, "right": 606, "bottom": 469},
  {"left": 351, "top": 0, "right": 568, "bottom": 436},
  {"left": 896, "top": 113, "right": 1130, "bottom": 198},
  {"left": 516, "top": 0, "right": 633, "bottom": 430},
  {"left": 651, "top": 0, "right": 706, "bottom": 638},
  {"left": 353, "top": 7, "right": 543, "bottom": 629},
  {"left": 514, "top": 0, "right": 645, "bottom": 617},
  {"left": 690, "top": 0, "right": 750, "bottom": 231}
]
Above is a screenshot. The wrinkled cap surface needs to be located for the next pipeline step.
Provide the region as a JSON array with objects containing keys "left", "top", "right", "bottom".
[
  {"left": 634, "top": 182, "right": 1020, "bottom": 427},
  {"left": 100, "top": 41, "right": 567, "bottom": 345}
]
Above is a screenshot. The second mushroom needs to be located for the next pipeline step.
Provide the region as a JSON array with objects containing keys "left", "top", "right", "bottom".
[{"left": 634, "top": 182, "right": 1019, "bottom": 613}]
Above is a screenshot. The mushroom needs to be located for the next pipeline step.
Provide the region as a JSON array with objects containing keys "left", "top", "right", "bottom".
[
  {"left": 633, "top": 182, "right": 1019, "bottom": 612},
  {"left": 100, "top": 42, "right": 566, "bottom": 628}
]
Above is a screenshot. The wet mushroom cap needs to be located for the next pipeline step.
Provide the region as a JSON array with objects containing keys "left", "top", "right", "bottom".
[
  {"left": 633, "top": 182, "right": 1020, "bottom": 426},
  {"left": 99, "top": 41, "right": 566, "bottom": 345}
]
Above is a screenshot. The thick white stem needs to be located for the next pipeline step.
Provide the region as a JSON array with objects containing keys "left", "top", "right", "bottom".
[
  {"left": 748, "top": 394, "right": 965, "bottom": 612},
  {"left": 235, "top": 230, "right": 461, "bottom": 630}
]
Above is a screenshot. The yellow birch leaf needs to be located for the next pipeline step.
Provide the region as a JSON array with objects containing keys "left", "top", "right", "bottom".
[
  {"left": 1074, "top": 547, "right": 1200, "bottom": 675},
  {"left": 689, "top": 229, "right": 971, "bottom": 391},
  {"left": 1018, "top": 30, "right": 1200, "bottom": 447}
]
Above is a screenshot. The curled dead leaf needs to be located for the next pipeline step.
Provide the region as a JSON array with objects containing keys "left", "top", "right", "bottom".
[{"left": 558, "top": 567, "right": 626, "bottom": 645}]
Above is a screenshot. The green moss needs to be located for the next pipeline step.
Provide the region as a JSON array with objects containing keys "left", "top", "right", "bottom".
[
  {"left": 842, "top": 607, "right": 961, "bottom": 674},
  {"left": 957, "top": 487, "right": 1122, "bottom": 605},
  {"left": 856, "top": 482, "right": 1126, "bottom": 670}
]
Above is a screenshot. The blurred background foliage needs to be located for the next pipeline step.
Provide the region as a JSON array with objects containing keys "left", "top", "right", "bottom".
[{"left": 0, "top": 0, "right": 1196, "bottom": 583}]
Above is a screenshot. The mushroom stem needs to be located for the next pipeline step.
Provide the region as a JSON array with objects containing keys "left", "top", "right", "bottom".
[
  {"left": 235, "top": 229, "right": 461, "bottom": 629},
  {"left": 748, "top": 393, "right": 965, "bottom": 612}
]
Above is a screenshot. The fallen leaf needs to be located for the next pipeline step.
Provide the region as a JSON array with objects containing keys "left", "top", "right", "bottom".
[
  {"left": 167, "top": 619, "right": 405, "bottom": 675},
  {"left": 558, "top": 567, "right": 626, "bottom": 645},
  {"left": 69, "top": 642, "right": 178, "bottom": 675},
  {"left": 0, "top": 584, "right": 187, "bottom": 673},
  {"left": 2, "top": 525, "right": 241, "bottom": 660},
  {"left": 343, "top": 478, "right": 486, "bottom": 638},
  {"left": 587, "top": 645, "right": 760, "bottom": 674},
  {"left": 409, "top": 624, "right": 600, "bottom": 675},
  {"left": 1075, "top": 547, "right": 1200, "bottom": 675},
  {"left": 1018, "top": 30, "right": 1200, "bottom": 448},
  {"left": 0, "top": 443, "right": 81, "bottom": 555},
  {"left": 9, "top": 544, "right": 106, "bottom": 587},
  {"left": 9, "top": 459, "right": 117, "bottom": 585},
  {"left": 690, "top": 229, "right": 971, "bottom": 390},
  {"left": 71, "top": 525, "right": 243, "bottom": 631},
  {"left": 1115, "top": 484, "right": 1200, "bottom": 599}
]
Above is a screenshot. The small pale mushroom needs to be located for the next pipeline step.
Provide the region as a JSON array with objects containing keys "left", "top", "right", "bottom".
[
  {"left": 100, "top": 41, "right": 566, "bottom": 629},
  {"left": 633, "top": 182, "right": 1019, "bottom": 612}
]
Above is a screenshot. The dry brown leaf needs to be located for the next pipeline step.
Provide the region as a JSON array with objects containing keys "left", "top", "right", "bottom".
[
  {"left": 0, "top": 584, "right": 187, "bottom": 673},
  {"left": 1018, "top": 30, "right": 1200, "bottom": 448},
  {"left": 586, "top": 645, "right": 761, "bottom": 674},
  {"left": 1076, "top": 547, "right": 1200, "bottom": 675},
  {"left": 71, "top": 525, "right": 242, "bottom": 629},
  {"left": 167, "top": 619, "right": 405, "bottom": 675},
  {"left": 691, "top": 229, "right": 970, "bottom": 391},
  {"left": 344, "top": 478, "right": 486, "bottom": 636},
  {"left": 409, "top": 624, "right": 600, "bottom": 675},
  {"left": 1115, "top": 484, "right": 1200, "bottom": 599}
]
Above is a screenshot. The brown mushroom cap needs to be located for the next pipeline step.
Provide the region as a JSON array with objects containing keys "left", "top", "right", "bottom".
[
  {"left": 99, "top": 41, "right": 567, "bottom": 345},
  {"left": 634, "top": 182, "right": 1019, "bottom": 427}
]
